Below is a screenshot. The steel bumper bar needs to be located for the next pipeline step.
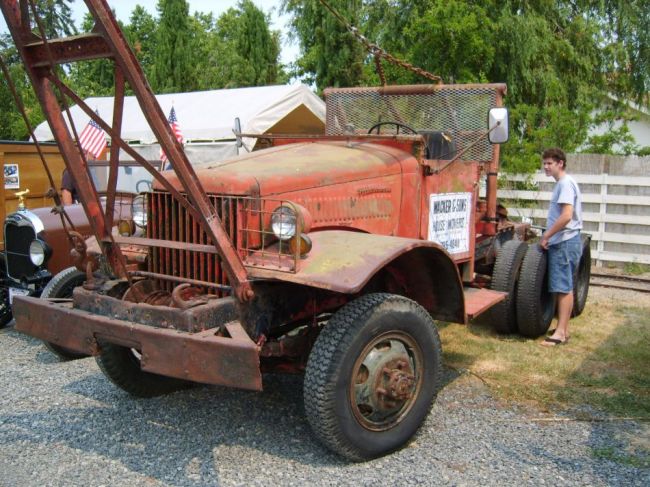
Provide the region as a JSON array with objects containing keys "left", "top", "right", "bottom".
[{"left": 12, "top": 295, "right": 262, "bottom": 391}]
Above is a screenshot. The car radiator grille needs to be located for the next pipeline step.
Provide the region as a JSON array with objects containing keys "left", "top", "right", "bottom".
[
  {"left": 147, "top": 192, "right": 239, "bottom": 295},
  {"left": 4, "top": 216, "right": 38, "bottom": 280}
]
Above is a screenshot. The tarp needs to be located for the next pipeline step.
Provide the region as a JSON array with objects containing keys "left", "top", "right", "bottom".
[{"left": 32, "top": 84, "right": 325, "bottom": 152}]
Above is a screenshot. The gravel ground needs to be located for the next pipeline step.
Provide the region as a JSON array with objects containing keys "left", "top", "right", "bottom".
[{"left": 1, "top": 288, "right": 648, "bottom": 486}]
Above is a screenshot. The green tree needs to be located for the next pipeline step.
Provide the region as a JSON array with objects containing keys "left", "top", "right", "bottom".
[
  {"left": 283, "top": 0, "right": 650, "bottom": 167},
  {"left": 150, "top": 0, "right": 194, "bottom": 93},
  {"left": 191, "top": 2, "right": 285, "bottom": 89},
  {"left": 0, "top": 1, "right": 76, "bottom": 140},
  {"left": 124, "top": 5, "right": 157, "bottom": 80},
  {"left": 283, "top": 0, "right": 365, "bottom": 92}
]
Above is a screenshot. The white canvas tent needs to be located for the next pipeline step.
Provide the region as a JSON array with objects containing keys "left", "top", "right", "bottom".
[
  {"left": 33, "top": 84, "right": 325, "bottom": 153},
  {"left": 33, "top": 84, "right": 325, "bottom": 193}
]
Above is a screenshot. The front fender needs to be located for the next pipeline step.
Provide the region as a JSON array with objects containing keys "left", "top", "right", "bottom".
[{"left": 247, "top": 230, "right": 465, "bottom": 323}]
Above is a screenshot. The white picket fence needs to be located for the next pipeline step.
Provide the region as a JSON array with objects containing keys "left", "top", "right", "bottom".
[{"left": 493, "top": 172, "right": 650, "bottom": 266}]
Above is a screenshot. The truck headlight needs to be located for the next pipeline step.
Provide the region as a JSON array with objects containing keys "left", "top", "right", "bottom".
[
  {"left": 29, "top": 239, "right": 50, "bottom": 266},
  {"left": 132, "top": 195, "right": 148, "bottom": 228},
  {"left": 271, "top": 206, "right": 297, "bottom": 241}
]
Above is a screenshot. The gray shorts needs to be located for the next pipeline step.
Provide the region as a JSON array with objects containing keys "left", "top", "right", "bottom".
[{"left": 547, "top": 234, "right": 582, "bottom": 293}]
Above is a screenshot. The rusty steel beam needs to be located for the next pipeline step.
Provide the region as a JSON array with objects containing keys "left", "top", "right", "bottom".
[
  {"left": 105, "top": 66, "right": 125, "bottom": 229},
  {"left": 25, "top": 33, "right": 113, "bottom": 67},
  {"left": 1, "top": 1, "right": 128, "bottom": 278},
  {"left": 83, "top": 0, "right": 254, "bottom": 302},
  {"left": 1, "top": 0, "right": 254, "bottom": 301}
]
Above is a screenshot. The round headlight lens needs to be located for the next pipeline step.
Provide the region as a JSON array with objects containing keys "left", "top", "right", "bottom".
[
  {"left": 132, "top": 195, "right": 148, "bottom": 228},
  {"left": 29, "top": 239, "right": 47, "bottom": 266},
  {"left": 271, "top": 206, "right": 297, "bottom": 241}
]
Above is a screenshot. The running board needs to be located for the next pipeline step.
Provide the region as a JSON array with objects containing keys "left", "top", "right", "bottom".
[{"left": 463, "top": 287, "right": 507, "bottom": 319}]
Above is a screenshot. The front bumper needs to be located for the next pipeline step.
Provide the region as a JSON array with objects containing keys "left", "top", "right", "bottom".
[{"left": 12, "top": 293, "right": 262, "bottom": 391}]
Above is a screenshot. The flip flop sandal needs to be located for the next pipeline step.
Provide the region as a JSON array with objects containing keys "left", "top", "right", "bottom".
[{"left": 542, "top": 337, "right": 568, "bottom": 346}]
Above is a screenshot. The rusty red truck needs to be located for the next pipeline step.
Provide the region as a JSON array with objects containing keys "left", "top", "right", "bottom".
[{"left": 1, "top": 0, "right": 589, "bottom": 461}]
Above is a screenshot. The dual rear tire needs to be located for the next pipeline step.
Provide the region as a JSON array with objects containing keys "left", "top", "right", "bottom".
[{"left": 487, "top": 236, "right": 591, "bottom": 337}]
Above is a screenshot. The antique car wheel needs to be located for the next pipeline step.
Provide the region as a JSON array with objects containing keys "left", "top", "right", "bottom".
[
  {"left": 485, "top": 240, "right": 528, "bottom": 334},
  {"left": 571, "top": 236, "right": 591, "bottom": 317},
  {"left": 40, "top": 267, "right": 89, "bottom": 360},
  {"left": 516, "top": 244, "right": 556, "bottom": 337},
  {"left": 304, "top": 293, "right": 442, "bottom": 461},
  {"left": 96, "top": 343, "right": 191, "bottom": 398},
  {"left": 0, "top": 287, "right": 12, "bottom": 328},
  {"left": 0, "top": 254, "right": 13, "bottom": 328}
]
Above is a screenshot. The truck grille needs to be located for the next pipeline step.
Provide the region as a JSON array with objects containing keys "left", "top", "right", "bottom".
[
  {"left": 147, "top": 192, "right": 239, "bottom": 294},
  {"left": 4, "top": 213, "right": 39, "bottom": 280}
]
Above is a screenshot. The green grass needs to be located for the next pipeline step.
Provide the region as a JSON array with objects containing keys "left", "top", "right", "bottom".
[
  {"left": 623, "top": 262, "right": 650, "bottom": 276},
  {"left": 439, "top": 303, "right": 650, "bottom": 418},
  {"left": 591, "top": 446, "right": 650, "bottom": 468}
]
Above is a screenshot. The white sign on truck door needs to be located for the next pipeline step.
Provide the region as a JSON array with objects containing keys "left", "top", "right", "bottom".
[{"left": 428, "top": 192, "right": 472, "bottom": 254}]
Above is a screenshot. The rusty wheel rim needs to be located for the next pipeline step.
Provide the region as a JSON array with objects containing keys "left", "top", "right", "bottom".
[{"left": 349, "top": 331, "right": 423, "bottom": 431}]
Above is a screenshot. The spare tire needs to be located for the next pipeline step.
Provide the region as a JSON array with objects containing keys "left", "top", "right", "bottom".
[
  {"left": 485, "top": 240, "right": 528, "bottom": 334},
  {"left": 571, "top": 235, "right": 591, "bottom": 317},
  {"left": 516, "top": 244, "right": 556, "bottom": 337}
]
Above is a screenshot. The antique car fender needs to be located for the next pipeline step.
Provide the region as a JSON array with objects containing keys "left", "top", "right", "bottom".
[{"left": 247, "top": 230, "right": 465, "bottom": 324}]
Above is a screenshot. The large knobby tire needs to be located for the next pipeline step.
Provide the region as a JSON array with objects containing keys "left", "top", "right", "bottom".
[
  {"left": 96, "top": 342, "right": 191, "bottom": 398},
  {"left": 304, "top": 293, "right": 442, "bottom": 461},
  {"left": 485, "top": 240, "right": 528, "bottom": 334},
  {"left": 571, "top": 237, "right": 591, "bottom": 317},
  {"left": 516, "top": 244, "right": 556, "bottom": 337},
  {"left": 0, "top": 254, "right": 13, "bottom": 328},
  {"left": 40, "top": 267, "right": 89, "bottom": 360}
]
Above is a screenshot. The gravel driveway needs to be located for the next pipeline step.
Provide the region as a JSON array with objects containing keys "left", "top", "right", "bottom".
[{"left": 1, "top": 305, "right": 648, "bottom": 486}]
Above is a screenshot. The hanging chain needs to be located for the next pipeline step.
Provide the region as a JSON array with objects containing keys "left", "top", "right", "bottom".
[{"left": 317, "top": 0, "right": 443, "bottom": 84}]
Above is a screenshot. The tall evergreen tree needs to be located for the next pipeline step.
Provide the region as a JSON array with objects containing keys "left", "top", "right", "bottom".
[
  {"left": 151, "top": 0, "right": 194, "bottom": 93},
  {"left": 124, "top": 6, "right": 157, "bottom": 81}
]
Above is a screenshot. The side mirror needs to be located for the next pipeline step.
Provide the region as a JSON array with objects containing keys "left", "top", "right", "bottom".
[
  {"left": 488, "top": 108, "right": 509, "bottom": 144},
  {"left": 233, "top": 117, "right": 243, "bottom": 149}
]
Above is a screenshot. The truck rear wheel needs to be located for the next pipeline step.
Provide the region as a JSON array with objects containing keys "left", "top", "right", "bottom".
[
  {"left": 96, "top": 343, "right": 191, "bottom": 398},
  {"left": 571, "top": 237, "right": 591, "bottom": 317},
  {"left": 40, "top": 267, "right": 88, "bottom": 360},
  {"left": 485, "top": 240, "right": 527, "bottom": 334},
  {"left": 516, "top": 244, "right": 556, "bottom": 337},
  {"left": 304, "top": 293, "right": 442, "bottom": 461}
]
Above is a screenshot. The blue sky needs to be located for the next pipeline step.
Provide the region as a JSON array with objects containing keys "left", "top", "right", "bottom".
[{"left": 2, "top": 1, "right": 299, "bottom": 64}]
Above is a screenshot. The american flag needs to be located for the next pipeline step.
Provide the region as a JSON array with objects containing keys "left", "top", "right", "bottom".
[
  {"left": 160, "top": 106, "right": 184, "bottom": 164},
  {"left": 78, "top": 110, "right": 107, "bottom": 159}
]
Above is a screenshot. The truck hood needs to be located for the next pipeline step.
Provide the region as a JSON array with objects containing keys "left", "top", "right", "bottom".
[{"left": 155, "top": 141, "right": 407, "bottom": 196}]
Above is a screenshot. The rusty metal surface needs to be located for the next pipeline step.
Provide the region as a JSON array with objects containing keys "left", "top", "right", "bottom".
[
  {"left": 12, "top": 294, "right": 262, "bottom": 390},
  {"left": 463, "top": 287, "right": 506, "bottom": 319},
  {"left": 162, "top": 142, "right": 405, "bottom": 196},
  {"left": 247, "top": 230, "right": 451, "bottom": 294},
  {"left": 73, "top": 286, "right": 236, "bottom": 332},
  {"left": 1, "top": 0, "right": 254, "bottom": 302}
]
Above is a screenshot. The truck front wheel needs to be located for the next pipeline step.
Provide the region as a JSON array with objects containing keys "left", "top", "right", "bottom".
[
  {"left": 96, "top": 343, "right": 191, "bottom": 398},
  {"left": 304, "top": 293, "right": 442, "bottom": 461}
]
